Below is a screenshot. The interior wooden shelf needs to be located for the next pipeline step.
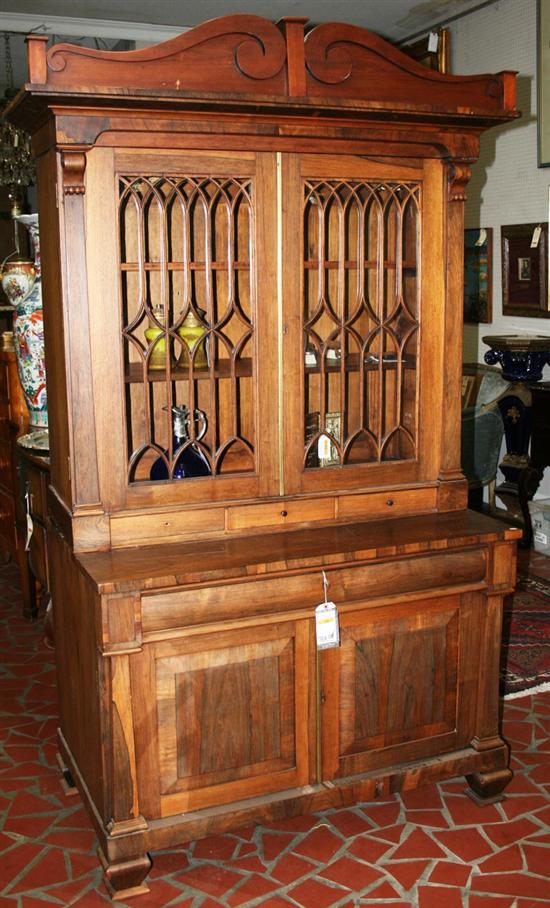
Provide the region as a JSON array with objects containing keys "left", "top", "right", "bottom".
[
  {"left": 125, "top": 358, "right": 253, "bottom": 382},
  {"left": 305, "top": 353, "right": 417, "bottom": 374}
]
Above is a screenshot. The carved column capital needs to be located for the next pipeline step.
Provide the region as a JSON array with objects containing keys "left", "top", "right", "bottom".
[
  {"left": 447, "top": 162, "right": 472, "bottom": 201},
  {"left": 61, "top": 151, "right": 87, "bottom": 194}
]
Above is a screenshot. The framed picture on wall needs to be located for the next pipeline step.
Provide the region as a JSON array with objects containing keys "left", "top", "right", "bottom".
[
  {"left": 401, "top": 27, "right": 450, "bottom": 73},
  {"left": 501, "top": 222, "right": 550, "bottom": 317},
  {"left": 464, "top": 228, "right": 492, "bottom": 324},
  {"left": 539, "top": 0, "right": 550, "bottom": 165}
]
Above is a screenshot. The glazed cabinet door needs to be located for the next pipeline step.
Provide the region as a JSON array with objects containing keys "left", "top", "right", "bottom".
[
  {"left": 282, "top": 154, "right": 445, "bottom": 498},
  {"left": 85, "top": 148, "right": 279, "bottom": 513},
  {"left": 130, "top": 618, "right": 314, "bottom": 819},
  {"left": 320, "top": 593, "right": 480, "bottom": 781}
]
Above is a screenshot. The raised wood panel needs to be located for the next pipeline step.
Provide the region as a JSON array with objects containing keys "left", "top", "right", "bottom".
[
  {"left": 321, "top": 595, "right": 465, "bottom": 780},
  {"left": 144, "top": 620, "right": 310, "bottom": 814}
]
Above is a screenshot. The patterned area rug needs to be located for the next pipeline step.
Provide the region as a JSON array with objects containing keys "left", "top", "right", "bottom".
[{"left": 501, "top": 572, "right": 550, "bottom": 698}]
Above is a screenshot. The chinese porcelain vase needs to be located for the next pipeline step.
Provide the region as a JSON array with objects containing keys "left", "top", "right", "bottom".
[{"left": 8, "top": 215, "right": 48, "bottom": 428}]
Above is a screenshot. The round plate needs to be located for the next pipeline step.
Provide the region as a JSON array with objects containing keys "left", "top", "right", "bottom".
[{"left": 17, "top": 429, "right": 49, "bottom": 453}]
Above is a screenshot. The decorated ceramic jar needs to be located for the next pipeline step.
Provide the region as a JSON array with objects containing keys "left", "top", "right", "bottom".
[
  {"left": 10, "top": 215, "right": 48, "bottom": 428},
  {"left": 1, "top": 255, "right": 36, "bottom": 305}
]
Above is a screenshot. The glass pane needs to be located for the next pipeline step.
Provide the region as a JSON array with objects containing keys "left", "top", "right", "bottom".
[
  {"left": 303, "top": 179, "right": 420, "bottom": 470},
  {"left": 119, "top": 175, "right": 256, "bottom": 483}
]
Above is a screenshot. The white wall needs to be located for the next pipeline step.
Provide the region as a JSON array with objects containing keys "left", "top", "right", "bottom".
[
  {"left": 451, "top": 0, "right": 550, "bottom": 501},
  {"left": 451, "top": 0, "right": 550, "bottom": 356}
]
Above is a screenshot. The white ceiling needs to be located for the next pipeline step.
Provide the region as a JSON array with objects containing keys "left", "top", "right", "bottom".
[{"left": 0, "top": 0, "right": 494, "bottom": 42}]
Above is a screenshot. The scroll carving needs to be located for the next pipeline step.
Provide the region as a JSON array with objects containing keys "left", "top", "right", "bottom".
[
  {"left": 47, "top": 15, "right": 286, "bottom": 93},
  {"left": 447, "top": 163, "right": 472, "bottom": 202},
  {"left": 303, "top": 21, "right": 516, "bottom": 117},
  {"left": 61, "top": 152, "right": 87, "bottom": 195}
]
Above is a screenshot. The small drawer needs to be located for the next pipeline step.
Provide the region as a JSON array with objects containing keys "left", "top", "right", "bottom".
[
  {"left": 338, "top": 487, "right": 437, "bottom": 520},
  {"left": 142, "top": 547, "right": 486, "bottom": 635},
  {"left": 226, "top": 497, "right": 336, "bottom": 531}
]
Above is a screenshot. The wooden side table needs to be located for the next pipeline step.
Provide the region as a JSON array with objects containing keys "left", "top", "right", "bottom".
[
  {"left": 0, "top": 342, "right": 31, "bottom": 608},
  {"left": 15, "top": 442, "right": 50, "bottom": 622}
]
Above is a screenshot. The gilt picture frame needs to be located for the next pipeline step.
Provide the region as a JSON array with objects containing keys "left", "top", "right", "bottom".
[{"left": 464, "top": 227, "right": 492, "bottom": 324}]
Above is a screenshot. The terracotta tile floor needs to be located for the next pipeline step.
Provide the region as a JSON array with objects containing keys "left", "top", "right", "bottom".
[{"left": 1, "top": 555, "right": 550, "bottom": 906}]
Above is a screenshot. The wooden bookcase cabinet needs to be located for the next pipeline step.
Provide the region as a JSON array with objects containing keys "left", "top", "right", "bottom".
[{"left": 10, "top": 16, "right": 520, "bottom": 899}]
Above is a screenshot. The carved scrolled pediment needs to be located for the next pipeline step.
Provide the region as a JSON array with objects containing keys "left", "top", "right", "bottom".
[
  {"left": 304, "top": 22, "right": 510, "bottom": 114},
  {"left": 20, "top": 14, "right": 517, "bottom": 127},
  {"left": 45, "top": 15, "right": 287, "bottom": 95}
]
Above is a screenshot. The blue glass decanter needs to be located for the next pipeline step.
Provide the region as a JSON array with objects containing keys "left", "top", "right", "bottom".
[{"left": 150, "top": 405, "right": 211, "bottom": 480}]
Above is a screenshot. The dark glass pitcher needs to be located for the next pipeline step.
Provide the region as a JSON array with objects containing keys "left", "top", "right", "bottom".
[{"left": 150, "top": 405, "right": 211, "bottom": 480}]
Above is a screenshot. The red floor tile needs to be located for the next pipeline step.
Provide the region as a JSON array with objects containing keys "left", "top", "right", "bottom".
[
  {"left": 400, "top": 787, "right": 444, "bottom": 810},
  {"left": 0, "top": 843, "right": 43, "bottom": 891},
  {"left": 328, "top": 808, "right": 372, "bottom": 837},
  {"left": 148, "top": 849, "right": 189, "bottom": 878},
  {"left": 287, "top": 876, "right": 348, "bottom": 907},
  {"left": 443, "top": 795, "right": 503, "bottom": 826},
  {"left": 484, "top": 816, "right": 541, "bottom": 847},
  {"left": 348, "top": 835, "right": 394, "bottom": 863},
  {"left": 292, "top": 825, "right": 344, "bottom": 863},
  {"left": 175, "top": 864, "right": 243, "bottom": 897},
  {"left": 435, "top": 827, "right": 495, "bottom": 861},
  {"left": 120, "top": 879, "right": 185, "bottom": 906},
  {"left": 230, "top": 852, "right": 266, "bottom": 873},
  {"left": 418, "top": 885, "right": 463, "bottom": 907},
  {"left": 468, "top": 897, "right": 515, "bottom": 908},
  {"left": 386, "top": 860, "right": 431, "bottom": 891},
  {"left": 367, "top": 823, "right": 406, "bottom": 844},
  {"left": 270, "top": 852, "right": 316, "bottom": 884},
  {"left": 501, "top": 795, "right": 550, "bottom": 819},
  {"left": 227, "top": 873, "right": 280, "bottom": 906},
  {"left": 391, "top": 827, "right": 447, "bottom": 859},
  {"left": 478, "top": 843, "right": 523, "bottom": 873},
  {"left": 320, "top": 855, "right": 383, "bottom": 890},
  {"left": 470, "top": 869, "right": 550, "bottom": 899},
  {"left": 522, "top": 841, "right": 550, "bottom": 876},
  {"left": 428, "top": 860, "right": 472, "bottom": 886},
  {"left": 359, "top": 801, "right": 401, "bottom": 827},
  {"left": 262, "top": 831, "right": 295, "bottom": 861},
  {"left": 10, "top": 847, "right": 69, "bottom": 894},
  {"left": 404, "top": 808, "right": 449, "bottom": 827},
  {"left": 193, "top": 833, "right": 239, "bottom": 861}
]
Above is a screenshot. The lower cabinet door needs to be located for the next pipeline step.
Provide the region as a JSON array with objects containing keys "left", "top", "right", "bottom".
[
  {"left": 131, "top": 618, "right": 313, "bottom": 819},
  {"left": 320, "top": 593, "right": 480, "bottom": 781}
]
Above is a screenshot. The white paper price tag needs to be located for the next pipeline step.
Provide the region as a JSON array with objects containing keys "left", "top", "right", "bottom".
[
  {"left": 318, "top": 435, "right": 331, "bottom": 461},
  {"left": 531, "top": 226, "right": 542, "bottom": 248},
  {"left": 24, "top": 491, "right": 33, "bottom": 552},
  {"left": 427, "top": 31, "right": 439, "bottom": 53},
  {"left": 475, "top": 228, "right": 487, "bottom": 247},
  {"left": 315, "top": 601, "right": 340, "bottom": 650}
]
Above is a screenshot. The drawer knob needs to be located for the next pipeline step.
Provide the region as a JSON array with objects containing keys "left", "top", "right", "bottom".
[
  {"left": 386, "top": 499, "right": 394, "bottom": 507},
  {"left": 280, "top": 510, "right": 288, "bottom": 517}
]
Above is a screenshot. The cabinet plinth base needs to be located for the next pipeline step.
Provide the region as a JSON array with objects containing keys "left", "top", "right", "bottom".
[
  {"left": 98, "top": 848, "right": 151, "bottom": 901},
  {"left": 464, "top": 768, "right": 513, "bottom": 805}
]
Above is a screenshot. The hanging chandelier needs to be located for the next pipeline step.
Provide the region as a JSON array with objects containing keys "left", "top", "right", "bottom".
[{"left": 0, "top": 32, "right": 35, "bottom": 216}]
